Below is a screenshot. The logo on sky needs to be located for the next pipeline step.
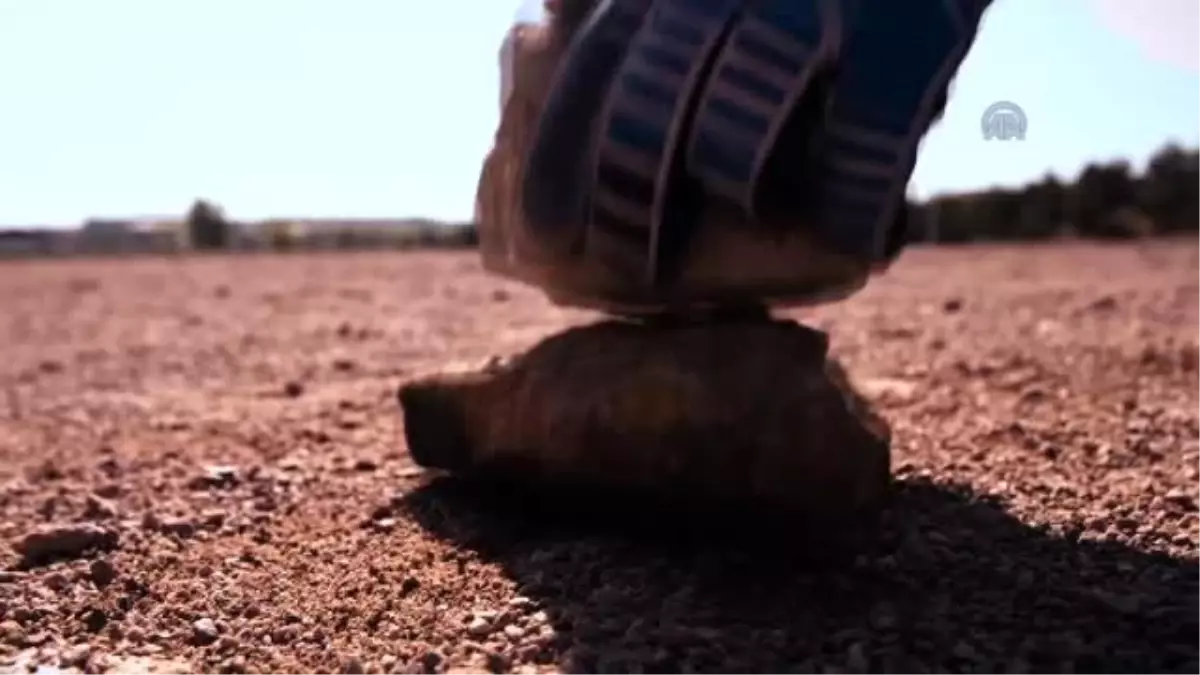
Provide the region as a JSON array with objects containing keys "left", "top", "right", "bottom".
[{"left": 980, "top": 101, "right": 1027, "bottom": 141}]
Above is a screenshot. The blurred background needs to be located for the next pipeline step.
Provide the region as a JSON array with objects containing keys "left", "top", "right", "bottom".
[{"left": 0, "top": 0, "right": 1196, "bottom": 255}]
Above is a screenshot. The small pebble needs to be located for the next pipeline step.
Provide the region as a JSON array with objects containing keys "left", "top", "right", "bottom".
[
  {"left": 191, "top": 618, "right": 219, "bottom": 645},
  {"left": 0, "top": 619, "right": 25, "bottom": 645},
  {"left": 83, "top": 494, "right": 119, "bottom": 520},
  {"left": 467, "top": 617, "right": 493, "bottom": 638},
  {"left": 15, "top": 522, "right": 119, "bottom": 566},
  {"left": 59, "top": 644, "right": 91, "bottom": 669},
  {"left": 89, "top": 558, "right": 117, "bottom": 588}
]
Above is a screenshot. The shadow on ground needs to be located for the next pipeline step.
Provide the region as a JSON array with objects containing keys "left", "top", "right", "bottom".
[{"left": 400, "top": 476, "right": 1198, "bottom": 673}]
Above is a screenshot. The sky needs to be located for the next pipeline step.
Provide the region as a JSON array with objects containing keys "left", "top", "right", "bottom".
[{"left": 0, "top": 0, "right": 1196, "bottom": 227}]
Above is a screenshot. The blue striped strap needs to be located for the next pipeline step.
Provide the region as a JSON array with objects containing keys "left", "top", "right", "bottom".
[
  {"left": 685, "top": 0, "right": 839, "bottom": 219},
  {"left": 810, "top": 0, "right": 992, "bottom": 258}
]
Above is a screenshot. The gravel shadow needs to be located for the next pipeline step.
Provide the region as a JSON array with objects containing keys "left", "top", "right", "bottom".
[{"left": 400, "top": 475, "right": 1198, "bottom": 673}]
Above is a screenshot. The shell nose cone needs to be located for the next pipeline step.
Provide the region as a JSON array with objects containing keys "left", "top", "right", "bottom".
[{"left": 398, "top": 383, "right": 473, "bottom": 473}]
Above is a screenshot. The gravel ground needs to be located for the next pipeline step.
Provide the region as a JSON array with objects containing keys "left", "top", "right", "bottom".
[{"left": 0, "top": 240, "right": 1196, "bottom": 674}]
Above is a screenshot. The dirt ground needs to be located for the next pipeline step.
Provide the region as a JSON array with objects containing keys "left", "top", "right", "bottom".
[{"left": 0, "top": 240, "right": 1196, "bottom": 674}]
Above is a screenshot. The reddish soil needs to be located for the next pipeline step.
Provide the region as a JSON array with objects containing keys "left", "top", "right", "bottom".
[{"left": 0, "top": 240, "right": 1196, "bottom": 674}]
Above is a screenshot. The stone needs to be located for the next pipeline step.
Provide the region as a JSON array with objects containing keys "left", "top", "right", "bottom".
[
  {"left": 398, "top": 317, "right": 891, "bottom": 520},
  {"left": 88, "top": 558, "right": 117, "bottom": 588},
  {"left": 13, "top": 523, "right": 119, "bottom": 567},
  {"left": 191, "top": 618, "right": 219, "bottom": 645}
]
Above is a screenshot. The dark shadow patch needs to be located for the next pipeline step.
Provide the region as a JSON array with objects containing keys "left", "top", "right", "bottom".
[
  {"left": 399, "top": 476, "right": 1198, "bottom": 673},
  {"left": 402, "top": 472, "right": 882, "bottom": 569}
]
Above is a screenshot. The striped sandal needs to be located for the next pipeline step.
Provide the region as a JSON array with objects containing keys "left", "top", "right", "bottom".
[{"left": 808, "top": 0, "right": 993, "bottom": 261}]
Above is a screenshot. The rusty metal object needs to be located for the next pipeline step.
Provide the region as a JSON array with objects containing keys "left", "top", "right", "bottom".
[{"left": 399, "top": 317, "right": 892, "bottom": 518}]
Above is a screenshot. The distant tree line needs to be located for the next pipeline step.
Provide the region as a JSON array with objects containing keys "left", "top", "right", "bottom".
[
  {"left": 905, "top": 143, "right": 1199, "bottom": 243},
  {"left": 183, "top": 199, "right": 479, "bottom": 252},
  {"left": 180, "top": 142, "right": 1197, "bottom": 254}
]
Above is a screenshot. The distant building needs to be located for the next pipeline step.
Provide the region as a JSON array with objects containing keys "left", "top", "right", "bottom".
[
  {"left": 0, "top": 229, "right": 63, "bottom": 256},
  {"left": 75, "top": 219, "right": 128, "bottom": 253},
  {"left": 73, "top": 219, "right": 181, "bottom": 255},
  {"left": 285, "top": 218, "right": 431, "bottom": 250}
]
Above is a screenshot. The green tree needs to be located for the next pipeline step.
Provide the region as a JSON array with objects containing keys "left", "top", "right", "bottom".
[
  {"left": 186, "top": 199, "right": 230, "bottom": 250},
  {"left": 905, "top": 143, "right": 1197, "bottom": 244},
  {"left": 1067, "top": 161, "right": 1138, "bottom": 238},
  {"left": 1014, "top": 174, "right": 1067, "bottom": 239},
  {"left": 1137, "top": 144, "right": 1199, "bottom": 233}
]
